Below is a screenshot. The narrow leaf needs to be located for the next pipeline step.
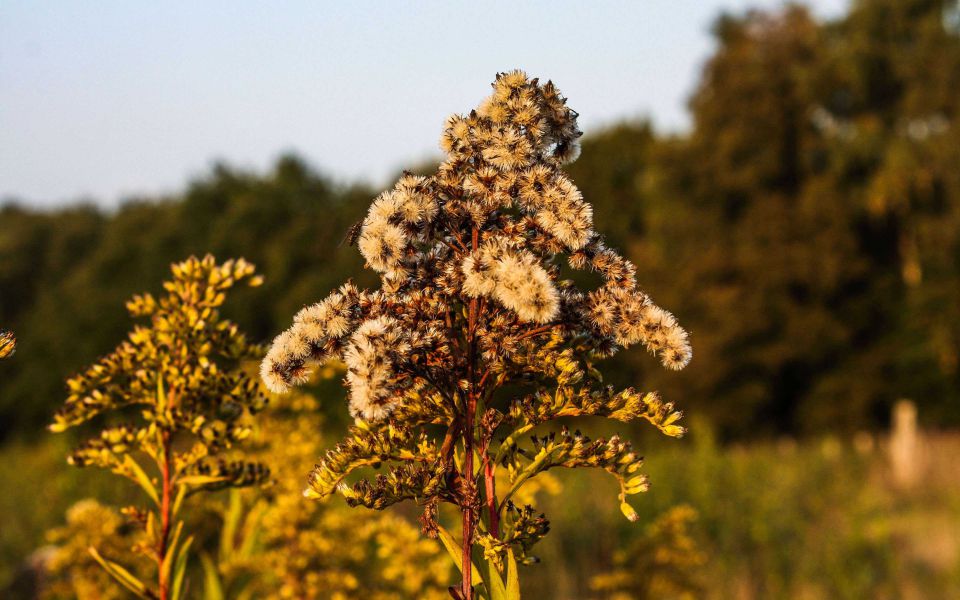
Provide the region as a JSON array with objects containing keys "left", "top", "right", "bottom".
[
  {"left": 170, "top": 536, "right": 194, "bottom": 600},
  {"left": 176, "top": 475, "right": 229, "bottom": 487},
  {"left": 506, "top": 550, "right": 520, "bottom": 599},
  {"left": 146, "top": 511, "right": 158, "bottom": 549},
  {"left": 221, "top": 489, "right": 242, "bottom": 559},
  {"left": 124, "top": 455, "right": 160, "bottom": 507},
  {"left": 436, "top": 524, "right": 484, "bottom": 586},
  {"left": 487, "top": 556, "right": 508, "bottom": 600},
  {"left": 160, "top": 520, "right": 184, "bottom": 585},
  {"left": 171, "top": 482, "right": 187, "bottom": 519},
  {"left": 498, "top": 446, "right": 559, "bottom": 511},
  {"left": 200, "top": 553, "right": 225, "bottom": 600},
  {"left": 238, "top": 501, "right": 266, "bottom": 560},
  {"left": 494, "top": 424, "right": 534, "bottom": 464},
  {"left": 89, "top": 547, "right": 150, "bottom": 599}
]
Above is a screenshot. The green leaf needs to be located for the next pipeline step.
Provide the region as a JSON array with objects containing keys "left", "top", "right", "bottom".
[
  {"left": 200, "top": 552, "right": 225, "bottom": 600},
  {"left": 170, "top": 536, "right": 193, "bottom": 600},
  {"left": 487, "top": 556, "right": 508, "bottom": 600},
  {"left": 176, "top": 474, "right": 229, "bottom": 487},
  {"left": 506, "top": 550, "right": 520, "bottom": 599},
  {"left": 88, "top": 547, "right": 150, "bottom": 599},
  {"left": 237, "top": 501, "right": 266, "bottom": 560},
  {"left": 171, "top": 482, "right": 187, "bottom": 520},
  {"left": 220, "top": 488, "right": 243, "bottom": 560},
  {"left": 160, "top": 521, "right": 184, "bottom": 585},
  {"left": 124, "top": 455, "right": 160, "bottom": 507},
  {"left": 437, "top": 524, "right": 484, "bottom": 587},
  {"left": 146, "top": 511, "right": 158, "bottom": 549}
]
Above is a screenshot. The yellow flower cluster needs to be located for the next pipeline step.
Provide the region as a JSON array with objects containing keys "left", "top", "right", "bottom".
[{"left": 50, "top": 255, "right": 270, "bottom": 600}]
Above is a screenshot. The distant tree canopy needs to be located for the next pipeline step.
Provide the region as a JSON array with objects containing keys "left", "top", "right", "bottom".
[{"left": 1, "top": 0, "right": 958, "bottom": 440}]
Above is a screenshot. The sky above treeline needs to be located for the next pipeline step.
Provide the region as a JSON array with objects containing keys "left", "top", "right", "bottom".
[{"left": 1, "top": 0, "right": 847, "bottom": 207}]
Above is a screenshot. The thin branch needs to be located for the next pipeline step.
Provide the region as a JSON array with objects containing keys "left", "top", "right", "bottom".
[{"left": 515, "top": 324, "right": 559, "bottom": 342}]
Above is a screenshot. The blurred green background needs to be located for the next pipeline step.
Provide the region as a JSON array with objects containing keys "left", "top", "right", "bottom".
[{"left": 2, "top": 0, "right": 960, "bottom": 597}]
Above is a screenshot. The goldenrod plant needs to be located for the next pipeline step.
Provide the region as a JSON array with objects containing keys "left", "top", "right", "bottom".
[
  {"left": 262, "top": 71, "right": 691, "bottom": 599},
  {"left": 50, "top": 255, "right": 270, "bottom": 600},
  {"left": 40, "top": 383, "right": 452, "bottom": 600},
  {"left": 590, "top": 505, "right": 706, "bottom": 600},
  {"left": 0, "top": 330, "right": 15, "bottom": 359},
  {"left": 202, "top": 379, "right": 453, "bottom": 600}
]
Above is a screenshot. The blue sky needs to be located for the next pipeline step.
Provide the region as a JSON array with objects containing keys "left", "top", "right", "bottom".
[{"left": 0, "top": 1, "right": 847, "bottom": 207}]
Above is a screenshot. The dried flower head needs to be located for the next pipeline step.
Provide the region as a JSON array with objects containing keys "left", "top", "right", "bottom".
[{"left": 263, "top": 71, "right": 692, "bottom": 598}]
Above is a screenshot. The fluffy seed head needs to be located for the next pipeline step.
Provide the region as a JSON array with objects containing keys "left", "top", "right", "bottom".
[
  {"left": 263, "top": 72, "right": 690, "bottom": 431},
  {"left": 461, "top": 241, "right": 559, "bottom": 324}
]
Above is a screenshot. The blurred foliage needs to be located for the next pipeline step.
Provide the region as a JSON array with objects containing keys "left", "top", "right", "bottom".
[
  {"left": 590, "top": 504, "right": 706, "bottom": 600},
  {"left": 3, "top": 0, "right": 960, "bottom": 441},
  {"left": 40, "top": 499, "right": 142, "bottom": 600},
  {"left": 523, "top": 421, "right": 960, "bottom": 599},
  {"left": 0, "top": 436, "right": 140, "bottom": 596}
]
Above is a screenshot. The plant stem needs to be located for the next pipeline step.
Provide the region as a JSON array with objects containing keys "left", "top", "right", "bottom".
[
  {"left": 462, "top": 392, "right": 475, "bottom": 600},
  {"left": 158, "top": 429, "right": 172, "bottom": 600},
  {"left": 461, "top": 226, "right": 480, "bottom": 600}
]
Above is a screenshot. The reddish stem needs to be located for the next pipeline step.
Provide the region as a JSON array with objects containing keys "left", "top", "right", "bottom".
[
  {"left": 158, "top": 430, "right": 172, "bottom": 600},
  {"left": 461, "top": 399, "right": 475, "bottom": 600},
  {"left": 461, "top": 226, "right": 480, "bottom": 600},
  {"left": 478, "top": 368, "right": 492, "bottom": 389},
  {"left": 515, "top": 324, "right": 557, "bottom": 342}
]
